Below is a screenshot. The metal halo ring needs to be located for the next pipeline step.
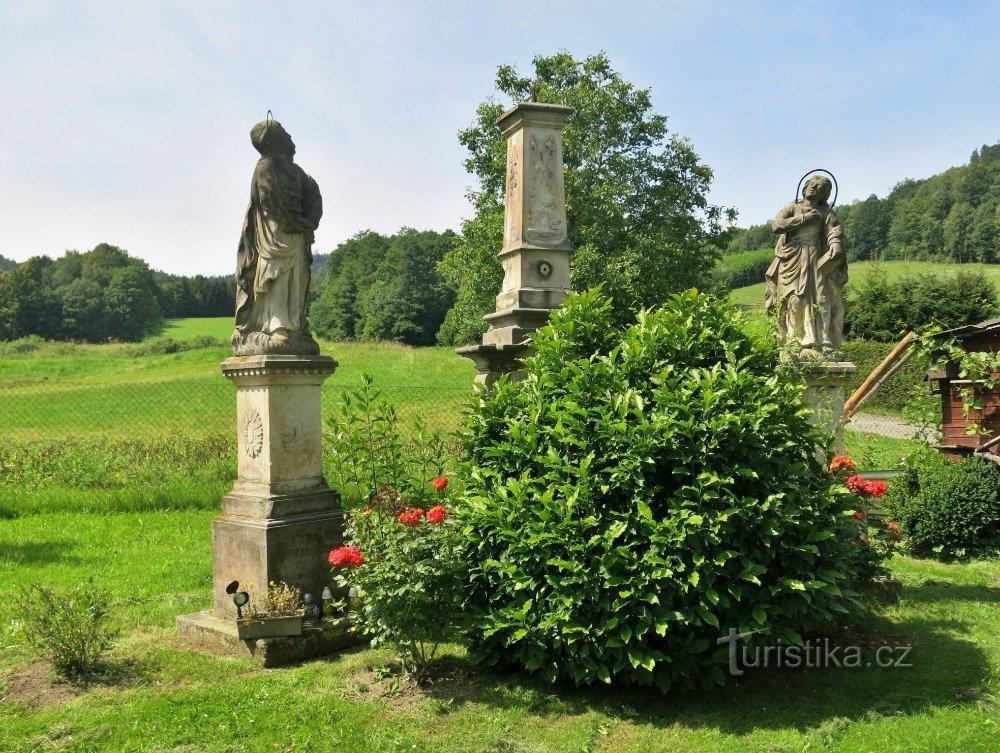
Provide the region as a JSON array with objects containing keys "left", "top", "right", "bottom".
[{"left": 796, "top": 169, "right": 838, "bottom": 207}]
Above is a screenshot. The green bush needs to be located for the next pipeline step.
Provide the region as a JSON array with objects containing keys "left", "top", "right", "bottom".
[
  {"left": 845, "top": 267, "right": 999, "bottom": 342},
  {"left": 888, "top": 455, "right": 1000, "bottom": 558},
  {"left": 712, "top": 248, "right": 773, "bottom": 291},
  {"left": 14, "top": 582, "right": 120, "bottom": 681},
  {"left": 457, "top": 290, "right": 860, "bottom": 692}
]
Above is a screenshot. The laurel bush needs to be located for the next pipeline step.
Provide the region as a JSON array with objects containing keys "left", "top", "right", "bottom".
[{"left": 456, "top": 289, "right": 860, "bottom": 692}]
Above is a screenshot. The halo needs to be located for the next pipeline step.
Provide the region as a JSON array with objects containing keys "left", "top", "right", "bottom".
[
  {"left": 796, "top": 169, "right": 838, "bottom": 207},
  {"left": 266, "top": 109, "right": 274, "bottom": 125}
]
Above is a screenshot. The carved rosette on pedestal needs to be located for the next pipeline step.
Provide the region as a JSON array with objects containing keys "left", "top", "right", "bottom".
[{"left": 457, "top": 102, "right": 574, "bottom": 386}]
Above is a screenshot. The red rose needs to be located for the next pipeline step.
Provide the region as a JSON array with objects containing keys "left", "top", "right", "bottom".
[
  {"left": 852, "top": 510, "right": 865, "bottom": 520},
  {"left": 886, "top": 521, "right": 902, "bottom": 538},
  {"left": 830, "top": 455, "right": 856, "bottom": 473},
  {"left": 868, "top": 480, "right": 888, "bottom": 499},
  {"left": 397, "top": 508, "right": 425, "bottom": 526},
  {"left": 432, "top": 477, "right": 448, "bottom": 492},
  {"left": 329, "top": 545, "right": 365, "bottom": 567},
  {"left": 427, "top": 505, "right": 447, "bottom": 524}
]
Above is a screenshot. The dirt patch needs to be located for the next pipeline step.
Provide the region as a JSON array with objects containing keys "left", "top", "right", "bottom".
[
  {"left": 340, "top": 660, "right": 481, "bottom": 710},
  {"left": 1, "top": 661, "right": 81, "bottom": 709}
]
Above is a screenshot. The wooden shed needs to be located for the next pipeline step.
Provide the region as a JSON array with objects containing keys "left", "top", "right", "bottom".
[{"left": 928, "top": 318, "right": 1000, "bottom": 461}]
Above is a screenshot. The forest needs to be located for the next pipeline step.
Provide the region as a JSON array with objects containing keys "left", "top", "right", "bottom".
[{"left": 727, "top": 143, "right": 1000, "bottom": 263}]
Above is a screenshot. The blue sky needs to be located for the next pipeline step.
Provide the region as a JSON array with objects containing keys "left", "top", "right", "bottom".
[{"left": 2, "top": 1, "right": 999, "bottom": 276}]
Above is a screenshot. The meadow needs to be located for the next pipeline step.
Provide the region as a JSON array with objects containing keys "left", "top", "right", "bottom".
[{"left": 727, "top": 259, "right": 1000, "bottom": 311}]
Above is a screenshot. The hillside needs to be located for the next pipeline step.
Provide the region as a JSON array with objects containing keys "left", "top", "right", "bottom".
[
  {"left": 727, "top": 260, "right": 1000, "bottom": 311},
  {"left": 727, "top": 142, "right": 1000, "bottom": 263}
]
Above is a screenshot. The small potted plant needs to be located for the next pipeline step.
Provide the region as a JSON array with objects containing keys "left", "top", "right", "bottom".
[{"left": 235, "top": 580, "right": 304, "bottom": 640}]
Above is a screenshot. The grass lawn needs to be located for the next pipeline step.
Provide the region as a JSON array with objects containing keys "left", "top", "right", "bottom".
[
  {"left": 844, "top": 431, "right": 925, "bottom": 471},
  {"left": 727, "top": 260, "right": 1000, "bottom": 311},
  {"left": 2, "top": 508, "right": 999, "bottom": 752},
  {"left": 159, "top": 317, "right": 233, "bottom": 340}
]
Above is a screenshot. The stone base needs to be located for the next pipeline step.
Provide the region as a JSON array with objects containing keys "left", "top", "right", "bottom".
[
  {"left": 176, "top": 611, "right": 363, "bottom": 667},
  {"left": 456, "top": 342, "right": 532, "bottom": 387},
  {"left": 212, "top": 488, "right": 345, "bottom": 618},
  {"left": 803, "top": 361, "right": 857, "bottom": 455}
]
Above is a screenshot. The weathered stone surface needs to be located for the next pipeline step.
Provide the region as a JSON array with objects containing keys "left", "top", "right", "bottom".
[
  {"left": 211, "top": 495, "right": 345, "bottom": 618},
  {"left": 803, "top": 361, "right": 857, "bottom": 454},
  {"left": 222, "top": 355, "right": 336, "bottom": 498},
  {"left": 176, "top": 611, "right": 362, "bottom": 667},
  {"left": 765, "top": 174, "right": 847, "bottom": 357},
  {"left": 209, "top": 354, "right": 344, "bottom": 620},
  {"left": 458, "top": 101, "right": 574, "bottom": 384},
  {"left": 233, "top": 117, "right": 323, "bottom": 357}
]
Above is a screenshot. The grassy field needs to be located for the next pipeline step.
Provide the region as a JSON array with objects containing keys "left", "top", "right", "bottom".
[
  {"left": 2, "top": 508, "right": 999, "bottom": 752},
  {"left": 727, "top": 260, "right": 1000, "bottom": 311}
]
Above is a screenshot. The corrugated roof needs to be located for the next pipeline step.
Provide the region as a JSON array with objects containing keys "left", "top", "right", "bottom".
[{"left": 937, "top": 318, "right": 1000, "bottom": 339}]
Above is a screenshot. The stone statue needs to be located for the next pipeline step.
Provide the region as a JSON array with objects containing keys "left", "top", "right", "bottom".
[
  {"left": 764, "top": 174, "right": 846, "bottom": 357},
  {"left": 232, "top": 118, "right": 322, "bottom": 356}
]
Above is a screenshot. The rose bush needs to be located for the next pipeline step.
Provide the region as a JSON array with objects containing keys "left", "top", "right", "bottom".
[{"left": 331, "top": 478, "right": 464, "bottom": 681}]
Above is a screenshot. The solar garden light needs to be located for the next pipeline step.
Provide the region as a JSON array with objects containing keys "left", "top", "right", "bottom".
[{"left": 226, "top": 580, "right": 250, "bottom": 620}]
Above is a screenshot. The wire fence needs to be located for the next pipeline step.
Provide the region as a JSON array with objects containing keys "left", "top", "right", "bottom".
[
  {"left": 0, "top": 374, "right": 935, "bottom": 472},
  {"left": 0, "top": 378, "right": 474, "bottom": 442}
]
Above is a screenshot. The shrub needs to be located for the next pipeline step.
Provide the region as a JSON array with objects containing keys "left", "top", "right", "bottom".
[
  {"left": 331, "top": 479, "right": 464, "bottom": 681},
  {"left": 888, "top": 455, "right": 1000, "bottom": 558},
  {"left": 845, "top": 267, "right": 999, "bottom": 342},
  {"left": 14, "top": 582, "right": 120, "bottom": 681},
  {"left": 323, "top": 373, "right": 454, "bottom": 507},
  {"left": 457, "top": 289, "right": 861, "bottom": 692},
  {"left": 711, "top": 248, "right": 773, "bottom": 291}
]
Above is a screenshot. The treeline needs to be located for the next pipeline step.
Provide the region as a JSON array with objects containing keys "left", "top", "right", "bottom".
[
  {"left": 0, "top": 254, "right": 16, "bottom": 272},
  {"left": 0, "top": 244, "right": 235, "bottom": 343},
  {"left": 727, "top": 142, "right": 1000, "bottom": 263},
  {"left": 310, "top": 228, "right": 457, "bottom": 345}
]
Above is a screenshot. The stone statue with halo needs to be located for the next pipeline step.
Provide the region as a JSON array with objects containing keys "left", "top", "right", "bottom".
[{"left": 764, "top": 170, "right": 846, "bottom": 358}]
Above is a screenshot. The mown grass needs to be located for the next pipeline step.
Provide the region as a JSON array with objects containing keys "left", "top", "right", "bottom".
[
  {"left": 2, "top": 507, "right": 999, "bottom": 752},
  {"left": 844, "top": 431, "right": 926, "bottom": 471},
  {"left": 728, "top": 259, "right": 1000, "bottom": 311}
]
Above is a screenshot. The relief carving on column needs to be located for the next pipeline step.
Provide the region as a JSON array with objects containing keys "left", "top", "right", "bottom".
[{"left": 525, "top": 133, "right": 566, "bottom": 245}]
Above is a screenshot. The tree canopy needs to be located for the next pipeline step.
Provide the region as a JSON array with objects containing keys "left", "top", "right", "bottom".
[
  {"left": 436, "top": 51, "right": 734, "bottom": 345},
  {"left": 727, "top": 142, "right": 1000, "bottom": 264},
  {"left": 309, "top": 228, "right": 457, "bottom": 346}
]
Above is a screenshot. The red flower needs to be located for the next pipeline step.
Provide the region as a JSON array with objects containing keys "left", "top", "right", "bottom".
[
  {"left": 427, "top": 505, "right": 447, "bottom": 524},
  {"left": 432, "top": 477, "right": 449, "bottom": 492},
  {"left": 362, "top": 503, "right": 376, "bottom": 517},
  {"left": 397, "top": 507, "right": 425, "bottom": 526},
  {"left": 329, "top": 545, "right": 365, "bottom": 567},
  {"left": 868, "top": 480, "right": 888, "bottom": 499},
  {"left": 831, "top": 454, "right": 856, "bottom": 473},
  {"left": 852, "top": 510, "right": 865, "bottom": 520},
  {"left": 886, "top": 521, "right": 902, "bottom": 538}
]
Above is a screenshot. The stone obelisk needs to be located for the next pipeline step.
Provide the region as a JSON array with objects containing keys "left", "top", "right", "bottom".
[{"left": 457, "top": 102, "right": 574, "bottom": 385}]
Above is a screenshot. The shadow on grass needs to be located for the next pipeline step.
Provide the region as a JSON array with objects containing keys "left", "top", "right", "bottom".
[
  {"left": 903, "top": 581, "right": 1000, "bottom": 604},
  {"left": 0, "top": 541, "right": 79, "bottom": 566},
  {"left": 414, "top": 611, "right": 990, "bottom": 737}
]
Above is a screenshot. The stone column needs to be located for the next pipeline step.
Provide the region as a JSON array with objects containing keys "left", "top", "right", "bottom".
[
  {"left": 803, "top": 361, "right": 857, "bottom": 455},
  {"left": 210, "top": 355, "right": 344, "bottom": 618},
  {"left": 457, "top": 102, "right": 574, "bottom": 385}
]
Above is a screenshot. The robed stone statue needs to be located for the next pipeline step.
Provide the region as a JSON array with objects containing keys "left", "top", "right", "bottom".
[
  {"left": 764, "top": 174, "right": 846, "bottom": 357},
  {"left": 232, "top": 117, "right": 322, "bottom": 356}
]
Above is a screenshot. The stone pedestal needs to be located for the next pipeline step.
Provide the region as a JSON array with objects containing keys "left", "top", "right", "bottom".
[
  {"left": 210, "top": 355, "right": 344, "bottom": 617},
  {"left": 178, "top": 355, "right": 355, "bottom": 665},
  {"left": 803, "top": 361, "right": 857, "bottom": 455},
  {"left": 459, "top": 102, "right": 574, "bottom": 384}
]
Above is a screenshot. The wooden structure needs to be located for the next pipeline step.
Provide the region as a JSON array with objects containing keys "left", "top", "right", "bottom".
[
  {"left": 844, "top": 332, "right": 917, "bottom": 419},
  {"left": 927, "top": 319, "right": 1000, "bottom": 461}
]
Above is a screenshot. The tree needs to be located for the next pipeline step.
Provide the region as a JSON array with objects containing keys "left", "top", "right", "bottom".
[
  {"left": 310, "top": 228, "right": 457, "bottom": 345},
  {"left": 437, "top": 51, "right": 734, "bottom": 345}
]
